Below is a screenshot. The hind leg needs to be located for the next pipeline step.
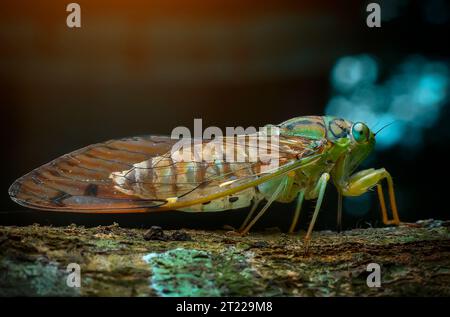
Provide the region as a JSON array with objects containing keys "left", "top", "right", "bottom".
[
  {"left": 239, "top": 180, "right": 286, "bottom": 235},
  {"left": 239, "top": 196, "right": 263, "bottom": 232}
]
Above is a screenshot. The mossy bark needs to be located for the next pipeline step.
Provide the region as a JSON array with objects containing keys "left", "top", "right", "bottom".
[{"left": 1, "top": 220, "right": 449, "bottom": 296}]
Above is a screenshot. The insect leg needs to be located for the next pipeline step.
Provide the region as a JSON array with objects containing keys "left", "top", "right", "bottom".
[
  {"left": 239, "top": 196, "right": 264, "bottom": 232},
  {"left": 239, "top": 180, "right": 285, "bottom": 235},
  {"left": 338, "top": 168, "right": 400, "bottom": 225},
  {"left": 376, "top": 178, "right": 400, "bottom": 225},
  {"left": 304, "top": 173, "right": 330, "bottom": 253},
  {"left": 288, "top": 191, "right": 304, "bottom": 233}
]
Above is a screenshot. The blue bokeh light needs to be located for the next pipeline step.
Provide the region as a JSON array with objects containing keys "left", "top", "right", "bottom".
[
  {"left": 331, "top": 55, "right": 378, "bottom": 93},
  {"left": 326, "top": 55, "right": 449, "bottom": 151}
]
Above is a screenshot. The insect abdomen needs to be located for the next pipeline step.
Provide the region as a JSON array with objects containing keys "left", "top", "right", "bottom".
[{"left": 177, "top": 187, "right": 256, "bottom": 212}]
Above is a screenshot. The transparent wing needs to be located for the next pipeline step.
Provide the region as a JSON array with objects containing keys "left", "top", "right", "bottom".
[{"left": 9, "top": 134, "right": 327, "bottom": 213}]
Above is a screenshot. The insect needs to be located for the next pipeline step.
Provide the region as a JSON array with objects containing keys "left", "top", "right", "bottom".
[{"left": 9, "top": 116, "right": 400, "bottom": 249}]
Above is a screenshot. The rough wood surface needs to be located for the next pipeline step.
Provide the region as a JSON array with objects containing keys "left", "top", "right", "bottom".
[{"left": 1, "top": 219, "right": 449, "bottom": 296}]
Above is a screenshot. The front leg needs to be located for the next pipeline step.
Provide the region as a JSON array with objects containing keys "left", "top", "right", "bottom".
[{"left": 339, "top": 168, "right": 400, "bottom": 225}]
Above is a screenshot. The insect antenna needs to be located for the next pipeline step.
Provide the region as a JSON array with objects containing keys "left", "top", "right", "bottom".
[
  {"left": 371, "top": 119, "right": 382, "bottom": 131},
  {"left": 374, "top": 121, "right": 398, "bottom": 136}
]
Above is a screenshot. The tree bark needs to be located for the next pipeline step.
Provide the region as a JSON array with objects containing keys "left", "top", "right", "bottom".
[{"left": 1, "top": 219, "right": 449, "bottom": 296}]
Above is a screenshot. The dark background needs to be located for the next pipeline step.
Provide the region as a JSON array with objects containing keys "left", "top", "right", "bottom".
[{"left": 1, "top": 0, "right": 449, "bottom": 231}]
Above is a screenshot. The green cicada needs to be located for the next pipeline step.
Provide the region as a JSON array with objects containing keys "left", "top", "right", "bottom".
[{"left": 9, "top": 116, "right": 400, "bottom": 248}]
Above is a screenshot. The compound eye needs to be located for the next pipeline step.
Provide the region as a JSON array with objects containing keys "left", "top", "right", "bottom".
[{"left": 352, "top": 122, "right": 369, "bottom": 143}]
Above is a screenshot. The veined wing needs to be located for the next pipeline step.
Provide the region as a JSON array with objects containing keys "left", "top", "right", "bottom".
[{"left": 9, "top": 134, "right": 327, "bottom": 213}]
